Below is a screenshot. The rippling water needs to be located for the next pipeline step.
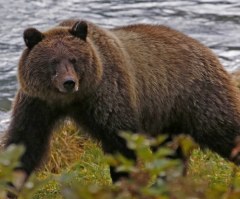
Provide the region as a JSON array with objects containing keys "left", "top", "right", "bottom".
[{"left": 1, "top": 0, "right": 240, "bottom": 132}]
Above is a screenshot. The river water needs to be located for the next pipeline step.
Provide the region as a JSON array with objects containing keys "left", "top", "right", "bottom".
[{"left": 1, "top": 0, "right": 240, "bottom": 132}]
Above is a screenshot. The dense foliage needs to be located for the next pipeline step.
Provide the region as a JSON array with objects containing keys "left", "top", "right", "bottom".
[{"left": 1, "top": 127, "right": 240, "bottom": 199}]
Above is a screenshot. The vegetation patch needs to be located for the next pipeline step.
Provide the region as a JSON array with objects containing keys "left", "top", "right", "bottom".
[{"left": 1, "top": 125, "right": 240, "bottom": 199}]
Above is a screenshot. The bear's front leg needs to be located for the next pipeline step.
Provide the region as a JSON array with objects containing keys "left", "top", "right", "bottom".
[
  {"left": 4, "top": 90, "right": 59, "bottom": 196},
  {"left": 100, "top": 133, "right": 137, "bottom": 183}
]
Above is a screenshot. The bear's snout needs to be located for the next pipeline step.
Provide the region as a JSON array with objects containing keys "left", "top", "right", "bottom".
[
  {"left": 63, "top": 78, "right": 76, "bottom": 93},
  {"left": 54, "top": 75, "right": 79, "bottom": 94},
  {"left": 51, "top": 60, "right": 79, "bottom": 94}
]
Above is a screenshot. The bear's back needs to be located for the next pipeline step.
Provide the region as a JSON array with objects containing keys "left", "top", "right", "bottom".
[{"left": 110, "top": 24, "right": 233, "bottom": 134}]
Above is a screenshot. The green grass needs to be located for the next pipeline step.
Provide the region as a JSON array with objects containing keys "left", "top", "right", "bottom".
[
  {"left": 30, "top": 128, "right": 240, "bottom": 199},
  {"left": 33, "top": 142, "right": 111, "bottom": 199},
  {"left": 189, "top": 149, "right": 234, "bottom": 186},
  {"left": 32, "top": 124, "right": 111, "bottom": 199},
  {"left": 2, "top": 123, "right": 240, "bottom": 199}
]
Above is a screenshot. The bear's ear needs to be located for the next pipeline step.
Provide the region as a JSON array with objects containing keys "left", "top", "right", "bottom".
[
  {"left": 70, "top": 21, "right": 88, "bottom": 41},
  {"left": 23, "top": 28, "right": 44, "bottom": 49}
]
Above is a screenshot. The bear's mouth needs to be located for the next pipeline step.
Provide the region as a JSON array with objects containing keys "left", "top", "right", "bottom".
[{"left": 56, "top": 84, "right": 79, "bottom": 94}]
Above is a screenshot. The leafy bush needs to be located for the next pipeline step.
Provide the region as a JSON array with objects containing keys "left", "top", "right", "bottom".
[{"left": 1, "top": 129, "right": 240, "bottom": 199}]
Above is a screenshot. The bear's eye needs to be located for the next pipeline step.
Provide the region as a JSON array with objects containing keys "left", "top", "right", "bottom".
[
  {"left": 50, "top": 58, "right": 59, "bottom": 66},
  {"left": 69, "top": 58, "right": 77, "bottom": 64}
]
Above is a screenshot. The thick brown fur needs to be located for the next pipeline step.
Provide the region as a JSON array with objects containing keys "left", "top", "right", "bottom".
[{"left": 5, "top": 19, "right": 240, "bottom": 185}]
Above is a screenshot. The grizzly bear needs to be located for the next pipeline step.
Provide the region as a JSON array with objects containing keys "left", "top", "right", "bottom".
[{"left": 5, "top": 19, "right": 240, "bottom": 193}]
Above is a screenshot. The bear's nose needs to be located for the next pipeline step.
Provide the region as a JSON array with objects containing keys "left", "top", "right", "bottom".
[{"left": 63, "top": 79, "right": 76, "bottom": 92}]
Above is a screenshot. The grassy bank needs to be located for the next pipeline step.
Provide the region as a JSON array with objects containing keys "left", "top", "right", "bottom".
[
  {"left": 1, "top": 119, "right": 240, "bottom": 198},
  {"left": 30, "top": 125, "right": 240, "bottom": 199},
  {"left": 33, "top": 122, "right": 111, "bottom": 199}
]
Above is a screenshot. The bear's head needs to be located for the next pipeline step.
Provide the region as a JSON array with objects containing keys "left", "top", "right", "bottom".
[{"left": 18, "top": 21, "right": 103, "bottom": 103}]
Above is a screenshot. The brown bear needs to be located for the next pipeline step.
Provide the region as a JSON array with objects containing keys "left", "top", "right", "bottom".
[{"left": 5, "top": 19, "right": 240, "bottom": 194}]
